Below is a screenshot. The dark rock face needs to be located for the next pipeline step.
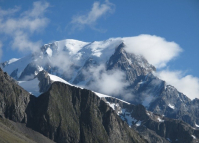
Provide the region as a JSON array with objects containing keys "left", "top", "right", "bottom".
[
  {"left": 107, "top": 43, "right": 156, "bottom": 85},
  {"left": 36, "top": 70, "right": 53, "bottom": 93},
  {"left": 0, "top": 68, "right": 146, "bottom": 143},
  {"left": 143, "top": 83, "right": 199, "bottom": 128},
  {"left": 31, "top": 82, "right": 146, "bottom": 143},
  {"left": 104, "top": 43, "right": 199, "bottom": 128},
  {"left": 190, "top": 99, "right": 199, "bottom": 127},
  {"left": 104, "top": 97, "right": 199, "bottom": 143},
  {"left": 0, "top": 68, "right": 32, "bottom": 122},
  {"left": 148, "top": 85, "right": 191, "bottom": 120}
]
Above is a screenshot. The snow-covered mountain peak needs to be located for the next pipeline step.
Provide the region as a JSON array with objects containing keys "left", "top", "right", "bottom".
[
  {"left": 1, "top": 37, "right": 199, "bottom": 130},
  {"left": 40, "top": 39, "right": 89, "bottom": 58},
  {"left": 36, "top": 38, "right": 125, "bottom": 72},
  {"left": 77, "top": 38, "right": 123, "bottom": 63}
]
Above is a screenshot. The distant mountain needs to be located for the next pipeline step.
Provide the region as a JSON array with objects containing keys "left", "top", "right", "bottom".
[{"left": 1, "top": 37, "right": 199, "bottom": 129}]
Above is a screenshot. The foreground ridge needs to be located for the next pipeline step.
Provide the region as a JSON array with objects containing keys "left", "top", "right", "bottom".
[
  {"left": 1, "top": 68, "right": 199, "bottom": 142},
  {"left": 0, "top": 68, "right": 146, "bottom": 143}
]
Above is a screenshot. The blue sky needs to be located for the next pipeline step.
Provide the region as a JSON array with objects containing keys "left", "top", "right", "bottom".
[{"left": 0, "top": 0, "right": 199, "bottom": 92}]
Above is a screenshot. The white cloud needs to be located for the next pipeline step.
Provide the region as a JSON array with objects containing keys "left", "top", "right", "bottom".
[
  {"left": 122, "top": 35, "right": 199, "bottom": 100},
  {"left": 0, "top": 6, "right": 20, "bottom": 17},
  {"left": 0, "top": 1, "right": 49, "bottom": 52},
  {"left": 156, "top": 70, "right": 199, "bottom": 100},
  {"left": 71, "top": 0, "right": 115, "bottom": 30},
  {"left": 123, "top": 35, "right": 182, "bottom": 68},
  {"left": 12, "top": 31, "right": 42, "bottom": 53},
  {"left": 50, "top": 52, "right": 73, "bottom": 76},
  {"left": 22, "top": 1, "right": 49, "bottom": 18},
  {"left": 87, "top": 64, "right": 132, "bottom": 98}
]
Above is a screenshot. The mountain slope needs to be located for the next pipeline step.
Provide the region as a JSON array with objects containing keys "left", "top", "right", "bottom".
[
  {"left": 0, "top": 37, "right": 198, "bottom": 128},
  {"left": 0, "top": 68, "right": 56, "bottom": 143},
  {"left": 17, "top": 69, "right": 199, "bottom": 143},
  {"left": 30, "top": 82, "right": 146, "bottom": 143},
  {"left": 0, "top": 68, "right": 146, "bottom": 143},
  {"left": 104, "top": 97, "right": 199, "bottom": 143},
  {"left": 0, "top": 118, "right": 36, "bottom": 143},
  {"left": 0, "top": 68, "right": 31, "bottom": 122}
]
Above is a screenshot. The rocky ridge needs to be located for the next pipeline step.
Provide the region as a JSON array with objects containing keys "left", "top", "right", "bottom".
[
  {"left": 0, "top": 68, "right": 146, "bottom": 143},
  {"left": 2, "top": 67, "right": 199, "bottom": 142}
]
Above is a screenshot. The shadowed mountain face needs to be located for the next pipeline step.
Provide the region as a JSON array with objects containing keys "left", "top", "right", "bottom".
[
  {"left": 104, "top": 97, "right": 199, "bottom": 143},
  {"left": 30, "top": 82, "right": 146, "bottom": 143},
  {"left": 0, "top": 68, "right": 54, "bottom": 143},
  {"left": 0, "top": 68, "right": 146, "bottom": 143},
  {"left": 0, "top": 68, "right": 31, "bottom": 122}
]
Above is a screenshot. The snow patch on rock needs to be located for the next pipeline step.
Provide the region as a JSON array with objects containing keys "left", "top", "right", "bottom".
[
  {"left": 168, "top": 103, "right": 175, "bottom": 109},
  {"left": 195, "top": 123, "right": 199, "bottom": 128},
  {"left": 8, "top": 58, "right": 19, "bottom": 64},
  {"left": 157, "top": 117, "right": 164, "bottom": 122},
  {"left": 192, "top": 135, "right": 196, "bottom": 139}
]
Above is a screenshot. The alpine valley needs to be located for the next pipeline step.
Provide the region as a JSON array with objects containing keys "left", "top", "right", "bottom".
[{"left": 0, "top": 38, "right": 199, "bottom": 143}]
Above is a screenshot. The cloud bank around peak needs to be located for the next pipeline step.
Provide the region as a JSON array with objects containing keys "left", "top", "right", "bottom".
[
  {"left": 156, "top": 70, "right": 199, "bottom": 100},
  {"left": 87, "top": 64, "right": 129, "bottom": 96},
  {"left": 0, "top": 1, "right": 49, "bottom": 53},
  {"left": 122, "top": 35, "right": 199, "bottom": 100},
  {"left": 70, "top": 0, "right": 115, "bottom": 31},
  {"left": 123, "top": 35, "right": 182, "bottom": 69}
]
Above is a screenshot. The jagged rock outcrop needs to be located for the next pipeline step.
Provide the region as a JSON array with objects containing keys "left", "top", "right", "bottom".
[
  {"left": 107, "top": 43, "right": 156, "bottom": 85},
  {"left": 37, "top": 70, "right": 53, "bottom": 93},
  {"left": 0, "top": 68, "right": 146, "bottom": 143},
  {"left": 0, "top": 68, "right": 54, "bottom": 143},
  {"left": 104, "top": 97, "right": 199, "bottom": 143},
  {"left": 0, "top": 68, "right": 31, "bottom": 122},
  {"left": 104, "top": 43, "right": 199, "bottom": 128},
  {"left": 30, "top": 82, "right": 146, "bottom": 143}
]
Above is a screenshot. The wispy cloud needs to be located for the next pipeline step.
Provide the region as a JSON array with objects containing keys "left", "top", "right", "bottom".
[
  {"left": 123, "top": 35, "right": 182, "bottom": 69},
  {"left": 88, "top": 64, "right": 128, "bottom": 95},
  {"left": 0, "top": 6, "right": 20, "bottom": 17},
  {"left": 84, "top": 64, "right": 134, "bottom": 100},
  {"left": 0, "top": 1, "right": 49, "bottom": 53},
  {"left": 156, "top": 70, "right": 199, "bottom": 100},
  {"left": 70, "top": 0, "right": 115, "bottom": 31}
]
